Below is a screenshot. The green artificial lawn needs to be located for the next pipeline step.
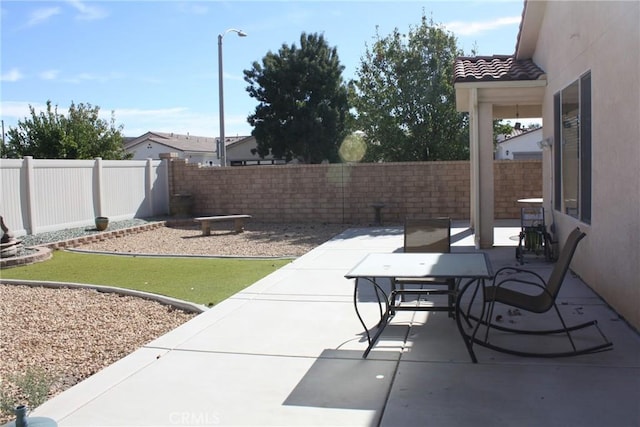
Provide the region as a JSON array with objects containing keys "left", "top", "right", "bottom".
[{"left": 1, "top": 251, "right": 291, "bottom": 306}]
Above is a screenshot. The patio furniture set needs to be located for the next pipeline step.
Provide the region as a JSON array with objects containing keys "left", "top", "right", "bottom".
[{"left": 344, "top": 217, "right": 613, "bottom": 362}]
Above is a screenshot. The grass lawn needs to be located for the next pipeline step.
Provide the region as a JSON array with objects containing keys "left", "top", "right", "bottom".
[{"left": 1, "top": 251, "right": 291, "bottom": 306}]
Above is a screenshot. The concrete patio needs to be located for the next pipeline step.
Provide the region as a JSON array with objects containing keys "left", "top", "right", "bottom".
[{"left": 32, "top": 221, "right": 640, "bottom": 426}]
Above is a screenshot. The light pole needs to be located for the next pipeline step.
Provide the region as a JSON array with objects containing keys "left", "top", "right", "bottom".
[{"left": 218, "top": 28, "right": 247, "bottom": 166}]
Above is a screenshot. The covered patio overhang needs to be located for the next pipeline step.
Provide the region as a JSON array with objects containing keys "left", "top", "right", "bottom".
[{"left": 455, "top": 78, "right": 546, "bottom": 248}]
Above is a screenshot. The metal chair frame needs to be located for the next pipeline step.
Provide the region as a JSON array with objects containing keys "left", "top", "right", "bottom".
[
  {"left": 458, "top": 227, "right": 613, "bottom": 361},
  {"left": 392, "top": 217, "right": 456, "bottom": 317},
  {"left": 516, "top": 206, "right": 554, "bottom": 264}
]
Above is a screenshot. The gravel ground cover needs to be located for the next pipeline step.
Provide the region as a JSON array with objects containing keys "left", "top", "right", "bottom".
[
  {"left": 0, "top": 220, "right": 349, "bottom": 422},
  {"left": 0, "top": 284, "right": 195, "bottom": 422},
  {"left": 17, "top": 218, "right": 161, "bottom": 252},
  {"left": 77, "top": 221, "right": 349, "bottom": 257}
]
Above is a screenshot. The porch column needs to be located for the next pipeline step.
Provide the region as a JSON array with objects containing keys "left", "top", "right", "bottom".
[
  {"left": 476, "top": 102, "right": 495, "bottom": 248},
  {"left": 469, "top": 88, "right": 478, "bottom": 231}
]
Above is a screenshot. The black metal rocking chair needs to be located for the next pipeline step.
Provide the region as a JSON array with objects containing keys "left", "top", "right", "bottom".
[{"left": 458, "top": 227, "right": 613, "bottom": 362}]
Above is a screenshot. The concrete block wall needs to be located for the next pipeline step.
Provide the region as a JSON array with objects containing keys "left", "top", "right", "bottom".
[
  {"left": 169, "top": 159, "right": 541, "bottom": 224},
  {"left": 494, "top": 160, "right": 544, "bottom": 218}
]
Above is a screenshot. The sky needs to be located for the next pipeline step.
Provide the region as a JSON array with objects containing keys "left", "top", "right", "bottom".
[{"left": 0, "top": 0, "right": 535, "bottom": 138}]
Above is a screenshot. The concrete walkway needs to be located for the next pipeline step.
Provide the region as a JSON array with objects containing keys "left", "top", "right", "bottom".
[{"left": 32, "top": 222, "right": 640, "bottom": 426}]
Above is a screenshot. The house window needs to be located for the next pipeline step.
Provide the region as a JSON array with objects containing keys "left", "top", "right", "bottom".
[{"left": 553, "top": 72, "right": 592, "bottom": 223}]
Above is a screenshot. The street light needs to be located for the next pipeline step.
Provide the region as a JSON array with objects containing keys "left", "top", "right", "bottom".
[{"left": 218, "top": 28, "right": 247, "bottom": 166}]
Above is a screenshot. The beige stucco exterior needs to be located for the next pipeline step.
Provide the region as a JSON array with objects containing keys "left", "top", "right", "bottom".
[
  {"left": 456, "top": 0, "right": 639, "bottom": 330},
  {"left": 457, "top": 80, "right": 545, "bottom": 248},
  {"left": 226, "top": 136, "right": 282, "bottom": 165},
  {"left": 531, "top": 1, "right": 640, "bottom": 330}
]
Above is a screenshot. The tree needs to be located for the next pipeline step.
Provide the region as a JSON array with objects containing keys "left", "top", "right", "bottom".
[
  {"left": 494, "top": 120, "right": 514, "bottom": 146},
  {"left": 244, "top": 33, "right": 350, "bottom": 164},
  {"left": 350, "top": 14, "right": 469, "bottom": 162},
  {"left": 2, "top": 101, "right": 130, "bottom": 159}
]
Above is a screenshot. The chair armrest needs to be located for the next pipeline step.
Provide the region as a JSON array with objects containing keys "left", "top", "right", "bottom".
[
  {"left": 492, "top": 266, "right": 546, "bottom": 284},
  {"left": 491, "top": 266, "right": 551, "bottom": 297}
]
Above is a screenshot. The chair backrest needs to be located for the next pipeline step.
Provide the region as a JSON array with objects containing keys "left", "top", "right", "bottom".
[
  {"left": 546, "top": 227, "right": 586, "bottom": 299},
  {"left": 404, "top": 217, "right": 451, "bottom": 253}
]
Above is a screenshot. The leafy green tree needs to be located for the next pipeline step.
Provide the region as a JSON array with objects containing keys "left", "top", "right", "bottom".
[
  {"left": 350, "top": 14, "right": 469, "bottom": 162},
  {"left": 494, "top": 120, "right": 514, "bottom": 146},
  {"left": 244, "top": 33, "right": 350, "bottom": 164},
  {"left": 2, "top": 101, "right": 130, "bottom": 159}
]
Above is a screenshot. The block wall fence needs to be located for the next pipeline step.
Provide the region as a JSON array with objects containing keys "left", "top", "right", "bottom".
[{"left": 168, "top": 159, "right": 542, "bottom": 224}]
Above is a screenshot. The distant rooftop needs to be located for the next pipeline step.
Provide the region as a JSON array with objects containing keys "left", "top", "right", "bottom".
[{"left": 124, "top": 132, "right": 250, "bottom": 153}]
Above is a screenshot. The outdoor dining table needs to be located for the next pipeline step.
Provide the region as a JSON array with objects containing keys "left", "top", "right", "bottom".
[{"left": 345, "top": 252, "right": 493, "bottom": 359}]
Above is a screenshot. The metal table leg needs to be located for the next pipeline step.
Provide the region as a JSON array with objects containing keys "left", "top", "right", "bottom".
[
  {"left": 456, "top": 278, "right": 486, "bottom": 363},
  {"left": 352, "top": 277, "right": 392, "bottom": 358}
]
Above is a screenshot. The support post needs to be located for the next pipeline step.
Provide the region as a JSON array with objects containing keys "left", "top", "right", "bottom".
[{"left": 477, "top": 102, "right": 495, "bottom": 249}]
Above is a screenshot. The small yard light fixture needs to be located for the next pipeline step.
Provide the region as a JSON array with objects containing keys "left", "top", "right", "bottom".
[{"left": 218, "top": 28, "right": 247, "bottom": 166}]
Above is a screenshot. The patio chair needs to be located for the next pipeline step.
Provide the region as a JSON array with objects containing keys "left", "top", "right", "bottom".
[
  {"left": 459, "top": 227, "right": 613, "bottom": 360},
  {"left": 392, "top": 217, "right": 456, "bottom": 317}
]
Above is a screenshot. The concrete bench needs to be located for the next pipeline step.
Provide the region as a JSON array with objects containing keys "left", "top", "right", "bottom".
[{"left": 194, "top": 215, "right": 252, "bottom": 235}]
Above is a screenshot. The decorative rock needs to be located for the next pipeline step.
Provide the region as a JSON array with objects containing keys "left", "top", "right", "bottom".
[{"left": 0, "top": 216, "right": 23, "bottom": 258}]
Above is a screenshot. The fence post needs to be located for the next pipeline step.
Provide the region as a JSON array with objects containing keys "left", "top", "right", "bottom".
[
  {"left": 94, "top": 157, "right": 103, "bottom": 217},
  {"left": 146, "top": 158, "right": 154, "bottom": 216},
  {"left": 24, "top": 156, "right": 36, "bottom": 234},
  {"left": 159, "top": 153, "right": 178, "bottom": 215}
]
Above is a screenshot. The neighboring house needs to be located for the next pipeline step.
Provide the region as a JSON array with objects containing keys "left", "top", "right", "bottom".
[
  {"left": 495, "top": 124, "right": 543, "bottom": 160},
  {"left": 124, "top": 132, "right": 222, "bottom": 165},
  {"left": 226, "top": 135, "right": 284, "bottom": 166},
  {"left": 454, "top": 1, "right": 639, "bottom": 330},
  {"left": 125, "top": 132, "right": 282, "bottom": 166}
]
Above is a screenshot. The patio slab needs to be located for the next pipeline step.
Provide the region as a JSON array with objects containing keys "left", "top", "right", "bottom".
[
  {"left": 31, "top": 222, "right": 640, "bottom": 426},
  {"left": 383, "top": 361, "right": 639, "bottom": 427}
]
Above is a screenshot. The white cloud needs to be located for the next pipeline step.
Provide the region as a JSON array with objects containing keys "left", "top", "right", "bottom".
[
  {"left": 1, "top": 101, "right": 251, "bottom": 139},
  {"left": 116, "top": 107, "right": 190, "bottom": 119},
  {"left": 39, "top": 69, "right": 60, "bottom": 81},
  {"left": 0, "top": 68, "right": 23, "bottom": 82},
  {"left": 223, "top": 71, "right": 245, "bottom": 82},
  {"left": 444, "top": 16, "right": 521, "bottom": 36},
  {"left": 65, "top": 71, "right": 125, "bottom": 84},
  {"left": 177, "top": 2, "right": 209, "bottom": 15},
  {"left": 116, "top": 107, "right": 213, "bottom": 137},
  {"left": 0, "top": 101, "right": 50, "bottom": 127},
  {"left": 65, "top": 0, "right": 108, "bottom": 21},
  {"left": 112, "top": 107, "right": 251, "bottom": 138},
  {"left": 26, "top": 6, "right": 61, "bottom": 27}
]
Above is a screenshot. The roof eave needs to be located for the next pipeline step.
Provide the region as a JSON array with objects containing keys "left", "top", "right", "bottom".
[
  {"left": 515, "top": 0, "right": 547, "bottom": 60},
  {"left": 454, "top": 77, "right": 546, "bottom": 89},
  {"left": 455, "top": 79, "right": 546, "bottom": 117}
]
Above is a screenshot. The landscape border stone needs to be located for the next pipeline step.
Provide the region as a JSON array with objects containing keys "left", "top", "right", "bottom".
[{"left": 0, "top": 279, "right": 207, "bottom": 314}]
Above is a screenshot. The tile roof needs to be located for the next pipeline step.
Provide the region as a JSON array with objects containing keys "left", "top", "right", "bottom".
[
  {"left": 125, "top": 132, "right": 249, "bottom": 153},
  {"left": 498, "top": 124, "right": 543, "bottom": 142},
  {"left": 454, "top": 55, "right": 545, "bottom": 83}
]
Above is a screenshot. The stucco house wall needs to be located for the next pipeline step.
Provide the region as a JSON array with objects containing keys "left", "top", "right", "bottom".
[
  {"left": 129, "top": 141, "right": 218, "bottom": 166},
  {"left": 126, "top": 133, "right": 279, "bottom": 167},
  {"left": 125, "top": 132, "right": 219, "bottom": 166},
  {"left": 226, "top": 136, "right": 282, "bottom": 165},
  {"left": 534, "top": 1, "right": 640, "bottom": 329}
]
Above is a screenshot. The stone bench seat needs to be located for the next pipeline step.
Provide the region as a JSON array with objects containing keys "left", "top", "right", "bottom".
[{"left": 194, "top": 215, "right": 252, "bottom": 235}]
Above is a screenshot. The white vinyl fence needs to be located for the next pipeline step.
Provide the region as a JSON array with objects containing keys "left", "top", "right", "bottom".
[{"left": 0, "top": 156, "right": 169, "bottom": 237}]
